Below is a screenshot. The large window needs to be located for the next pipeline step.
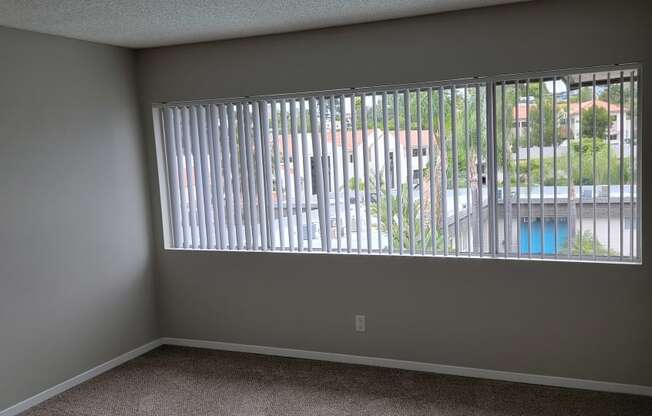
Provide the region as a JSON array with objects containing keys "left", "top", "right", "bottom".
[{"left": 153, "top": 65, "right": 641, "bottom": 263}]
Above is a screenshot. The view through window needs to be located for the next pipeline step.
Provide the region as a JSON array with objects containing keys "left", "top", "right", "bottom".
[{"left": 154, "top": 65, "right": 640, "bottom": 263}]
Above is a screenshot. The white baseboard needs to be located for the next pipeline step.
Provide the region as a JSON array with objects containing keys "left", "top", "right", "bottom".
[
  {"left": 162, "top": 337, "right": 652, "bottom": 397},
  {"left": 3, "top": 336, "right": 650, "bottom": 416},
  {"left": 0, "top": 339, "right": 162, "bottom": 416}
]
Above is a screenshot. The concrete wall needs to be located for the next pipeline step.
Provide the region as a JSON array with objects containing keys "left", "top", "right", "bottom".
[
  {"left": 0, "top": 27, "right": 157, "bottom": 409},
  {"left": 137, "top": 0, "right": 651, "bottom": 386}
]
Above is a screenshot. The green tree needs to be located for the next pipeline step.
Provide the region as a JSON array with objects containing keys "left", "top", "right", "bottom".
[
  {"left": 598, "top": 80, "right": 633, "bottom": 107},
  {"left": 564, "top": 230, "right": 616, "bottom": 257},
  {"left": 570, "top": 138, "right": 629, "bottom": 185},
  {"left": 580, "top": 106, "right": 610, "bottom": 140},
  {"left": 371, "top": 185, "right": 445, "bottom": 252},
  {"left": 527, "top": 99, "right": 556, "bottom": 147}
]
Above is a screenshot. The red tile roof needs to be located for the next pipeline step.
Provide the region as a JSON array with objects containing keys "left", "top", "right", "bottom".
[
  {"left": 568, "top": 100, "right": 622, "bottom": 115},
  {"left": 513, "top": 103, "right": 536, "bottom": 120}
]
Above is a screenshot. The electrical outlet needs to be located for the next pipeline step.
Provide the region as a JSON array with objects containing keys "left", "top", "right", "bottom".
[{"left": 355, "top": 315, "right": 366, "bottom": 332}]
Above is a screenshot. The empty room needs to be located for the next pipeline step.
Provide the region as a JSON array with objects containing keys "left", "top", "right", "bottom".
[{"left": 1, "top": 0, "right": 651, "bottom": 414}]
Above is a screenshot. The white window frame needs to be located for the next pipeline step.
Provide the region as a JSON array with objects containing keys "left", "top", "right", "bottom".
[{"left": 153, "top": 63, "right": 642, "bottom": 264}]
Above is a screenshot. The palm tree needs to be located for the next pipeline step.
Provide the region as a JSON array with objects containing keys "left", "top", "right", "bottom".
[{"left": 371, "top": 184, "right": 444, "bottom": 252}]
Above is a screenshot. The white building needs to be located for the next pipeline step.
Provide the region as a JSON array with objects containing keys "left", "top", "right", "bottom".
[
  {"left": 566, "top": 100, "right": 630, "bottom": 141},
  {"left": 513, "top": 100, "right": 631, "bottom": 142},
  {"left": 272, "top": 128, "right": 435, "bottom": 206}
]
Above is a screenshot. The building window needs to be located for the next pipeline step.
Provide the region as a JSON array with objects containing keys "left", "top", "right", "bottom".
[
  {"left": 412, "top": 169, "right": 421, "bottom": 186},
  {"left": 154, "top": 65, "right": 640, "bottom": 263},
  {"left": 410, "top": 148, "right": 428, "bottom": 157}
]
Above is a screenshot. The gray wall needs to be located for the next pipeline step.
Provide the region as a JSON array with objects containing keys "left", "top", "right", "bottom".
[
  {"left": 0, "top": 27, "right": 157, "bottom": 409},
  {"left": 138, "top": 0, "right": 652, "bottom": 386}
]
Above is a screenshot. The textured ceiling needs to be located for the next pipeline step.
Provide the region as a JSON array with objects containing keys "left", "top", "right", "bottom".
[{"left": 0, "top": 0, "right": 525, "bottom": 49}]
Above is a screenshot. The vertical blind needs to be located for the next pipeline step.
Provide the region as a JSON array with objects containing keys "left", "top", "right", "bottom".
[{"left": 154, "top": 65, "right": 641, "bottom": 263}]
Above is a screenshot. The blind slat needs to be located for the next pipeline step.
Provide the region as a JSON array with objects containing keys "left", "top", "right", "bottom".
[
  {"left": 208, "top": 104, "right": 227, "bottom": 249},
  {"left": 619, "top": 72, "right": 624, "bottom": 261},
  {"left": 270, "top": 100, "right": 285, "bottom": 249},
  {"left": 290, "top": 99, "right": 303, "bottom": 251},
  {"left": 438, "top": 87, "right": 448, "bottom": 256},
  {"left": 475, "top": 85, "right": 484, "bottom": 256},
  {"left": 300, "top": 98, "right": 313, "bottom": 251},
  {"left": 219, "top": 105, "right": 236, "bottom": 249},
  {"left": 330, "top": 96, "right": 342, "bottom": 253},
  {"left": 372, "top": 94, "right": 382, "bottom": 253},
  {"left": 382, "top": 92, "right": 393, "bottom": 254},
  {"left": 630, "top": 70, "right": 635, "bottom": 259},
  {"left": 394, "top": 91, "right": 403, "bottom": 255},
  {"left": 464, "top": 87, "right": 471, "bottom": 256},
  {"left": 428, "top": 88, "right": 436, "bottom": 256},
  {"left": 416, "top": 90, "right": 425, "bottom": 254},
  {"left": 162, "top": 108, "right": 184, "bottom": 247},
  {"left": 280, "top": 100, "right": 294, "bottom": 250},
  {"left": 451, "top": 86, "right": 460, "bottom": 256},
  {"left": 182, "top": 107, "right": 200, "bottom": 248},
  {"left": 253, "top": 102, "right": 268, "bottom": 250},
  {"left": 173, "top": 108, "right": 192, "bottom": 248},
  {"left": 227, "top": 104, "right": 244, "bottom": 249},
  {"left": 237, "top": 104, "right": 253, "bottom": 249},
  {"left": 361, "top": 94, "right": 372, "bottom": 253},
  {"left": 197, "top": 106, "right": 216, "bottom": 249},
  {"left": 243, "top": 104, "right": 260, "bottom": 250},
  {"left": 514, "top": 83, "right": 521, "bottom": 258},
  {"left": 404, "top": 91, "right": 414, "bottom": 255},
  {"left": 340, "top": 95, "right": 352, "bottom": 252},
  {"left": 309, "top": 97, "right": 328, "bottom": 250},
  {"left": 526, "top": 80, "right": 532, "bottom": 258},
  {"left": 351, "top": 95, "right": 362, "bottom": 253},
  {"left": 319, "top": 97, "right": 332, "bottom": 252},
  {"left": 190, "top": 106, "right": 208, "bottom": 248},
  {"left": 260, "top": 102, "right": 276, "bottom": 250}
]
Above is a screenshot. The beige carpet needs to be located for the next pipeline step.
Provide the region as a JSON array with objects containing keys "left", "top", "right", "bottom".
[{"left": 21, "top": 345, "right": 652, "bottom": 415}]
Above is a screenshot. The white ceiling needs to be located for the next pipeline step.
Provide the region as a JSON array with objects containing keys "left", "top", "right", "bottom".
[{"left": 0, "top": 0, "right": 524, "bottom": 49}]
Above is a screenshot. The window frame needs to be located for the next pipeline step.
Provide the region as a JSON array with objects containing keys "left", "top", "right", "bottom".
[{"left": 152, "top": 63, "right": 642, "bottom": 265}]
